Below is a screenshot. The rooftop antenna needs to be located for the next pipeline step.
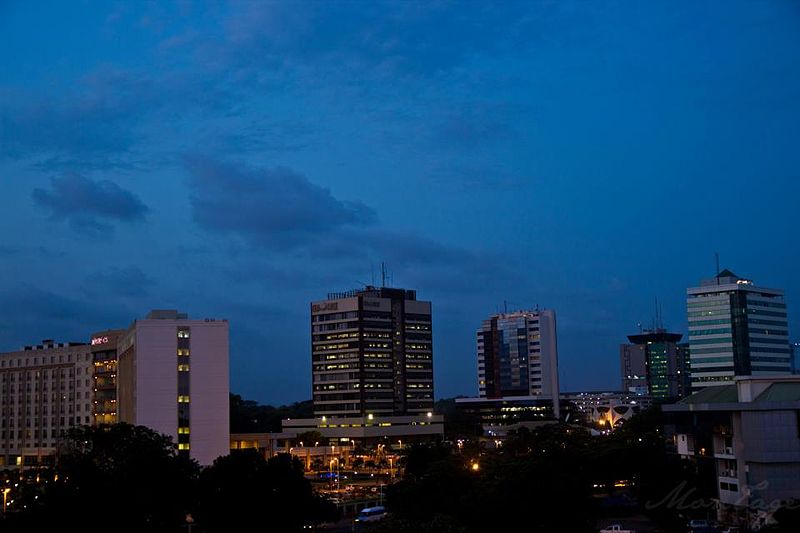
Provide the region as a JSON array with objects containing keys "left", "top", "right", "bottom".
[
  {"left": 371, "top": 264, "right": 376, "bottom": 286},
  {"left": 715, "top": 252, "right": 720, "bottom": 285},
  {"left": 381, "top": 262, "right": 387, "bottom": 288},
  {"left": 504, "top": 300, "right": 508, "bottom": 314}
]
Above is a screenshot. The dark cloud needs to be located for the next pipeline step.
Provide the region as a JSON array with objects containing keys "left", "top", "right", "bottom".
[
  {"left": 32, "top": 173, "right": 149, "bottom": 234},
  {"left": 184, "top": 156, "right": 376, "bottom": 248},
  {"left": 0, "top": 70, "right": 153, "bottom": 162},
  {"left": 0, "top": 286, "right": 132, "bottom": 348},
  {"left": 84, "top": 266, "right": 155, "bottom": 298}
]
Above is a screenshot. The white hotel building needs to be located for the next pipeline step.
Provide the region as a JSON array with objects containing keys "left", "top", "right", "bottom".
[{"left": 687, "top": 270, "right": 792, "bottom": 391}]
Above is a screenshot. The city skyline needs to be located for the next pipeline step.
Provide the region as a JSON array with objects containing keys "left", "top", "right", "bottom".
[{"left": 2, "top": 2, "right": 800, "bottom": 405}]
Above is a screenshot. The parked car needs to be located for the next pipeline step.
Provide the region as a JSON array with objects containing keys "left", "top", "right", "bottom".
[
  {"left": 354, "top": 506, "right": 387, "bottom": 523},
  {"left": 599, "top": 525, "right": 636, "bottom": 533},
  {"left": 687, "top": 519, "right": 712, "bottom": 532}
]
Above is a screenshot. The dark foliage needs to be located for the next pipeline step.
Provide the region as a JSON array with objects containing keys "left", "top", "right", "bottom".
[
  {"left": 197, "top": 450, "right": 338, "bottom": 532},
  {"left": 229, "top": 393, "right": 312, "bottom": 433},
  {"left": 1, "top": 424, "right": 198, "bottom": 533}
]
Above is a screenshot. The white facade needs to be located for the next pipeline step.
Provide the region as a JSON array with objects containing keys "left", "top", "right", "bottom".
[
  {"left": 477, "top": 309, "right": 559, "bottom": 418},
  {"left": 118, "top": 311, "right": 229, "bottom": 466}
]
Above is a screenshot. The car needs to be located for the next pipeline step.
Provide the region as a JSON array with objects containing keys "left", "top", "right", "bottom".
[
  {"left": 354, "top": 506, "right": 387, "bottom": 523},
  {"left": 599, "top": 525, "right": 635, "bottom": 533},
  {"left": 687, "top": 519, "right": 711, "bottom": 532}
]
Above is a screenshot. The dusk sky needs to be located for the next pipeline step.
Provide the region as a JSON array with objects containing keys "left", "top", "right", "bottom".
[{"left": 2, "top": 1, "right": 800, "bottom": 405}]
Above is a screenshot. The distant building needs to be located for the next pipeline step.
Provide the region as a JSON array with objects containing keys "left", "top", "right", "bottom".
[
  {"left": 456, "top": 308, "right": 561, "bottom": 438},
  {"left": 687, "top": 270, "right": 791, "bottom": 391},
  {"left": 620, "top": 329, "right": 691, "bottom": 401},
  {"left": 282, "top": 413, "right": 444, "bottom": 447},
  {"left": 0, "top": 340, "right": 93, "bottom": 467},
  {"left": 117, "top": 310, "right": 229, "bottom": 466},
  {"left": 620, "top": 343, "right": 647, "bottom": 394},
  {"left": 477, "top": 309, "right": 560, "bottom": 418},
  {"left": 455, "top": 396, "right": 561, "bottom": 439},
  {"left": 561, "top": 391, "right": 651, "bottom": 429},
  {"left": 311, "top": 286, "right": 433, "bottom": 418},
  {"left": 664, "top": 375, "right": 800, "bottom": 530},
  {"left": 793, "top": 342, "right": 800, "bottom": 374}
]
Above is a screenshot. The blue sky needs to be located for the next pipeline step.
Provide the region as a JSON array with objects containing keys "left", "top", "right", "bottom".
[{"left": 2, "top": 1, "right": 800, "bottom": 404}]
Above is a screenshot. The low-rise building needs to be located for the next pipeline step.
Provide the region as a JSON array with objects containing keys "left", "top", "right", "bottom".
[
  {"left": 281, "top": 413, "right": 444, "bottom": 448},
  {"left": 562, "top": 391, "right": 652, "bottom": 429},
  {"left": 664, "top": 375, "right": 800, "bottom": 529}
]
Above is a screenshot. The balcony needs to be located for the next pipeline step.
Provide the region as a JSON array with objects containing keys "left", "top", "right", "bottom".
[{"left": 714, "top": 446, "right": 735, "bottom": 459}]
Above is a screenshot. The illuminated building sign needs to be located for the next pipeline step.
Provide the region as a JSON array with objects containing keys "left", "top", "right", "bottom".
[{"left": 91, "top": 336, "right": 110, "bottom": 346}]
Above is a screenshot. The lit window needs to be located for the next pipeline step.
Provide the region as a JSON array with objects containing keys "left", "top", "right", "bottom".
[
  {"left": 178, "top": 443, "right": 190, "bottom": 450},
  {"left": 177, "top": 330, "right": 190, "bottom": 339},
  {"left": 178, "top": 364, "right": 190, "bottom": 372},
  {"left": 178, "top": 427, "right": 190, "bottom": 434},
  {"left": 177, "top": 349, "right": 190, "bottom": 356},
  {"left": 178, "top": 395, "right": 190, "bottom": 403}
]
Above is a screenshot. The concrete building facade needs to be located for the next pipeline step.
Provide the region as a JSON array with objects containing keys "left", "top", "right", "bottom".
[
  {"left": 0, "top": 340, "right": 93, "bottom": 467},
  {"left": 117, "top": 310, "right": 229, "bottom": 466},
  {"left": 664, "top": 375, "right": 800, "bottom": 529},
  {"left": 311, "top": 286, "right": 433, "bottom": 418}
]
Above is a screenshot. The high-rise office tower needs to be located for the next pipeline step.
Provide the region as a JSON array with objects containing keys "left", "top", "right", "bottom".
[
  {"left": 311, "top": 286, "right": 433, "bottom": 418},
  {"left": 620, "top": 343, "right": 648, "bottom": 395},
  {"left": 687, "top": 270, "right": 791, "bottom": 391},
  {"left": 117, "top": 310, "right": 229, "bottom": 466},
  {"left": 621, "top": 329, "right": 691, "bottom": 401},
  {"left": 477, "top": 310, "right": 559, "bottom": 413}
]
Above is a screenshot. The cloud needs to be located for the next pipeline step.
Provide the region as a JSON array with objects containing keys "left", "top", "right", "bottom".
[
  {"left": 84, "top": 266, "right": 155, "bottom": 298},
  {"left": 0, "top": 286, "right": 132, "bottom": 348},
  {"left": 32, "top": 173, "right": 149, "bottom": 235},
  {"left": 181, "top": 156, "right": 518, "bottom": 295},
  {"left": 184, "top": 156, "right": 376, "bottom": 248}
]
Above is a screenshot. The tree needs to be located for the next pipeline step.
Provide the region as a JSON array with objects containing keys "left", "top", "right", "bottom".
[
  {"left": 3, "top": 424, "right": 199, "bottom": 533},
  {"left": 197, "top": 450, "right": 338, "bottom": 532},
  {"left": 229, "top": 393, "right": 313, "bottom": 433}
]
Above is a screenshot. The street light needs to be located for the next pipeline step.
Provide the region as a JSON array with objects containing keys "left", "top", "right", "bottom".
[{"left": 2, "top": 487, "right": 10, "bottom": 514}]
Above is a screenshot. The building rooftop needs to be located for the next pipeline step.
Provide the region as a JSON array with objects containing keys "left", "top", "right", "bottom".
[
  {"left": 754, "top": 382, "right": 800, "bottom": 402},
  {"left": 627, "top": 329, "right": 683, "bottom": 344},
  {"left": 325, "top": 286, "right": 418, "bottom": 301},
  {"left": 678, "top": 385, "right": 739, "bottom": 405},
  {"left": 145, "top": 309, "right": 189, "bottom": 319},
  {"left": 666, "top": 375, "right": 800, "bottom": 412}
]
